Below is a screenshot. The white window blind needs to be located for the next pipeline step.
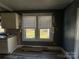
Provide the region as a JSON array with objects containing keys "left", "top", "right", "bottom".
[
  {"left": 38, "top": 16, "right": 52, "bottom": 28},
  {"left": 22, "top": 16, "right": 36, "bottom": 28}
]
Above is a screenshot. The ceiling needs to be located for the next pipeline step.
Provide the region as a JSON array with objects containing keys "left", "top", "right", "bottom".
[
  {"left": 0, "top": 0, "right": 73, "bottom": 11},
  {"left": 0, "top": 8, "right": 5, "bottom": 11}
]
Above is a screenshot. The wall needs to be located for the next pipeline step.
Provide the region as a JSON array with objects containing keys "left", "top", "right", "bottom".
[
  {"left": 63, "top": 0, "right": 78, "bottom": 59},
  {"left": 54, "top": 10, "right": 64, "bottom": 47}
]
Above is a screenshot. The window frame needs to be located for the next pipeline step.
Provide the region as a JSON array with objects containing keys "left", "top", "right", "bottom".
[
  {"left": 22, "top": 16, "right": 37, "bottom": 41},
  {"left": 22, "top": 13, "right": 54, "bottom": 41},
  {"left": 37, "top": 15, "right": 53, "bottom": 41}
]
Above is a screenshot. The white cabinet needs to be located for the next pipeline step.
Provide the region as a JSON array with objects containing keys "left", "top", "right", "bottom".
[
  {"left": 7, "top": 36, "right": 17, "bottom": 54},
  {"left": 1, "top": 13, "right": 20, "bottom": 29},
  {"left": 0, "top": 36, "right": 17, "bottom": 54}
]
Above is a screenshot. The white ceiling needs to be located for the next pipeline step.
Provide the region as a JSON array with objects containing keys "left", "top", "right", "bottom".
[{"left": 0, "top": 0, "right": 73, "bottom": 11}]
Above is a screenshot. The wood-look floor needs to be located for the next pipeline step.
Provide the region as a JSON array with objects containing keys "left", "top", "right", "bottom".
[{"left": 0, "top": 46, "right": 68, "bottom": 59}]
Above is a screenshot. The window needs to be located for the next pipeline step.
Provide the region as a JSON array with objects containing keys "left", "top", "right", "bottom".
[
  {"left": 22, "top": 16, "right": 36, "bottom": 40},
  {"left": 40, "top": 29, "right": 50, "bottom": 39},
  {"left": 0, "top": 22, "right": 5, "bottom": 33},
  {"left": 38, "top": 16, "right": 52, "bottom": 39},
  {"left": 0, "top": 26, "right": 4, "bottom": 33},
  {"left": 22, "top": 14, "right": 53, "bottom": 41},
  {"left": 25, "top": 29, "right": 35, "bottom": 39}
]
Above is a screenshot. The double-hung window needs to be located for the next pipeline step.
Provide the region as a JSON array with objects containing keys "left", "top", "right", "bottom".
[
  {"left": 22, "top": 16, "right": 36, "bottom": 40},
  {"left": 22, "top": 14, "right": 54, "bottom": 41},
  {"left": 38, "top": 16, "right": 52, "bottom": 39}
]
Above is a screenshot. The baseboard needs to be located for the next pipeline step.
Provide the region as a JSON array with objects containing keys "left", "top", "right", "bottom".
[
  {"left": 16, "top": 45, "right": 23, "bottom": 48},
  {"left": 20, "top": 45, "right": 61, "bottom": 50},
  {"left": 9, "top": 45, "right": 23, "bottom": 54}
]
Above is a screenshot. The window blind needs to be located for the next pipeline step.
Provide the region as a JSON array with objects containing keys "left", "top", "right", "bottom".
[
  {"left": 38, "top": 16, "right": 52, "bottom": 28},
  {"left": 22, "top": 16, "right": 36, "bottom": 28}
]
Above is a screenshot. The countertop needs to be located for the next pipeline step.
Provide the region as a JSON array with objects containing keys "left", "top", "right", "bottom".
[{"left": 0, "top": 35, "right": 16, "bottom": 40}]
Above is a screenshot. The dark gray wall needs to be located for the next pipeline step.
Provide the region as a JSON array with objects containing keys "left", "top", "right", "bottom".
[
  {"left": 63, "top": 0, "right": 79, "bottom": 58},
  {"left": 54, "top": 11, "right": 64, "bottom": 46},
  {"left": 63, "top": 2, "right": 77, "bottom": 52}
]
